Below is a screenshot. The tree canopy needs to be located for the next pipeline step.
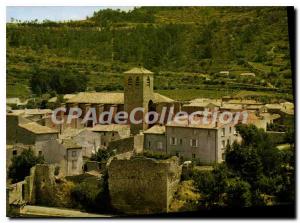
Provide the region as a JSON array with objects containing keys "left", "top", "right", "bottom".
[{"left": 8, "top": 149, "right": 44, "bottom": 183}]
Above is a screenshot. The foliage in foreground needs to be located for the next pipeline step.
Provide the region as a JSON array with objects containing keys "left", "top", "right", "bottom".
[
  {"left": 8, "top": 149, "right": 44, "bottom": 183},
  {"left": 191, "top": 124, "right": 295, "bottom": 208},
  {"left": 70, "top": 171, "right": 111, "bottom": 213}
]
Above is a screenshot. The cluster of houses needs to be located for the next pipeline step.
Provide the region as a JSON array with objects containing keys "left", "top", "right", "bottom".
[{"left": 6, "top": 67, "right": 294, "bottom": 177}]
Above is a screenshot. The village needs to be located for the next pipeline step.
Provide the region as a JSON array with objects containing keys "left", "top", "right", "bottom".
[{"left": 6, "top": 67, "right": 294, "bottom": 216}]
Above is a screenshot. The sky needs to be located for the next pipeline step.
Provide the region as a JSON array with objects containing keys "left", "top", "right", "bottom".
[{"left": 6, "top": 6, "right": 135, "bottom": 22}]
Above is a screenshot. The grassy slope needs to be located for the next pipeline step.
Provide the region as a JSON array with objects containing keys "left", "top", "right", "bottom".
[{"left": 6, "top": 7, "right": 292, "bottom": 100}]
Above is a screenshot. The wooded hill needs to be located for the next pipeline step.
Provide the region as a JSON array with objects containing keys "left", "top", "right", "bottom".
[{"left": 6, "top": 7, "right": 293, "bottom": 100}]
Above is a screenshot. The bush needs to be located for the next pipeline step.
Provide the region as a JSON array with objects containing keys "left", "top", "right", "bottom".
[
  {"left": 225, "top": 179, "right": 252, "bottom": 207},
  {"left": 8, "top": 149, "right": 44, "bottom": 183},
  {"left": 70, "top": 172, "right": 111, "bottom": 213},
  {"left": 90, "top": 149, "right": 110, "bottom": 163}
]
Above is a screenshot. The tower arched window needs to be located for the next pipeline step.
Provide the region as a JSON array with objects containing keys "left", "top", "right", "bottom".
[
  {"left": 135, "top": 77, "right": 140, "bottom": 86},
  {"left": 128, "top": 77, "right": 132, "bottom": 86},
  {"left": 147, "top": 76, "right": 150, "bottom": 87}
]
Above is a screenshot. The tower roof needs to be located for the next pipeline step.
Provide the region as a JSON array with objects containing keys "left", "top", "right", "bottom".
[{"left": 124, "top": 67, "right": 153, "bottom": 74}]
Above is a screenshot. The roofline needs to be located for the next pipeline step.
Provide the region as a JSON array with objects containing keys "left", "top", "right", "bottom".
[
  {"left": 18, "top": 125, "right": 59, "bottom": 135},
  {"left": 165, "top": 125, "right": 219, "bottom": 130},
  {"left": 143, "top": 132, "right": 166, "bottom": 135}
]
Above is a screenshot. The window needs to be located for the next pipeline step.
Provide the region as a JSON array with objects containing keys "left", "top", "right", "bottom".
[
  {"left": 192, "top": 154, "right": 196, "bottom": 159},
  {"left": 38, "top": 151, "right": 42, "bottom": 156},
  {"left": 170, "top": 137, "right": 177, "bottom": 145},
  {"left": 112, "top": 132, "right": 115, "bottom": 137},
  {"left": 221, "top": 128, "right": 225, "bottom": 137},
  {"left": 221, "top": 140, "right": 226, "bottom": 149},
  {"left": 72, "top": 160, "right": 77, "bottom": 169},
  {"left": 103, "top": 142, "right": 107, "bottom": 147},
  {"left": 72, "top": 151, "right": 77, "bottom": 157},
  {"left": 227, "top": 139, "right": 230, "bottom": 146},
  {"left": 135, "top": 77, "right": 140, "bottom": 86},
  {"left": 190, "top": 139, "right": 198, "bottom": 147},
  {"left": 12, "top": 150, "right": 17, "bottom": 156},
  {"left": 179, "top": 139, "right": 183, "bottom": 145},
  {"left": 157, "top": 142, "right": 163, "bottom": 150},
  {"left": 222, "top": 153, "right": 225, "bottom": 160},
  {"left": 147, "top": 76, "right": 150, "bottom": 86},
  {"left": 103, "top": 132, "right": 106, "bottom": 136},
  {"left": 128, "top": 77, "right": 132, "bottom": 86},
  {"left": 148, "top": 141, "right": 151, "bottom": 148}
]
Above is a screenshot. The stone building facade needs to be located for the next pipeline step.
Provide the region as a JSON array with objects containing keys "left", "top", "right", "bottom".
[
  {"left": 165, "top": 121, "right": 240, "bottom": 164},
  {"left": 35, "top": 139, "right": 83, "bottom": 176},
  {"left": 6, "top": 113, "right": 58, "bottom": 145},
  {"left": 90, "top": 124, "right": 130, "bottom": 149},
  {"left": 108, "top": 156, "right": 182, "bottom": 215},
  {"left": 143, "top": 125, "right": 166, "bottom": 153}
]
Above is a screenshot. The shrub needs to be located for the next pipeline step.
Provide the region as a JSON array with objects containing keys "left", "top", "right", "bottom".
[
  {"left": 225, "top": 178, "right": 252, "bottom": 207},
  {"left": 8, "top": 149, "right": 44, "bottom": 183},
  {"left": 70, "top": 172, "right": 111, "bottom": 213}
]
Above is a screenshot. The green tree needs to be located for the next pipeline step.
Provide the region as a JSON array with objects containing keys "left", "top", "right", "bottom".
[
  {"left": 226, "top": 178, "right": 252, "bottom": 207},
  {"left": 192, "top": 164, "right": 231, "bottom": 207},
  {"left": 90, "top": 149, "right": 110, "bottom": 163},
  {"left": 70, "top": 171, "right": 111, "bottom": 213},
  {"left": 234, "top": 124, "right": 282, "bottom": 176},
  {"left": 8, "top": 149, "right": 44, "bottom": 183},
  {"left": 225, "top": 142, "right": 263, "bottom": 185}
]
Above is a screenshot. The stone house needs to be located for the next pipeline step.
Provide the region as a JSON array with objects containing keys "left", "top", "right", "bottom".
[
  {"left": 219, "top": 71, "right": 229, "bottom": 76},
  {"left": 17, "top": 122, "right": 59, "bottom": 145},
  {"left": 60, "top": 128, "right": 101, "bottom": 158},
  {"left": 182, "top": 100, "right": 221, "bottom": 114},
  {"left": 6, "top": 98, "right": 28, "bottom": 108},
  {"left": 165, "top": 118, "right": 240, "bottom": 164},
  {"left": 35, "top": 139, "right": 83, "bottom": 176},
  {"left": 240, "top": 72, "right": 256, "bottom": 77},
  {"left": 220, "top": 103, "right": 243, "bottom": 112},
  {"left": 48, "top": 94, "right": 76, "bottom": 104},
  {"left": 10, "top": 109, "right": 52, "bottom": 123},
  {"left": 62, "top": 139, "right": 84, "bottom": 176},
  {"left": 7, "top": 113, "right": 58, "bottom": 145},
  {"left": 143, "top": 125, "right": 166, "bottom": 153},
  {"left": 246, "top": 105, "right": 268, "bottom": 114},
  {"left": 265, "top": 103, "right": 283, "bottom": 114},
  {"left": 90, "top": 124, "right": 130, "bottom": 149}
]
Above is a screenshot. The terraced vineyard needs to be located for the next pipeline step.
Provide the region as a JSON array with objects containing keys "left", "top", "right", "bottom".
[{"left": 6, "top": 7, "right": 293, "bottom": 102}]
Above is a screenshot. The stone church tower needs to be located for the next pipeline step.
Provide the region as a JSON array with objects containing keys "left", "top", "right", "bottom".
[{"left": 124, "top": 67, "right": 154, "bottom": 135}]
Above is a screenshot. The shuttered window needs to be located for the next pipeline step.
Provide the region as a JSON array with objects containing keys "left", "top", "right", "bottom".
[
  {"left": 170, "top": 137, "right": 177, "bottom": 145},
  {"left": 190, "top": 139, "right": 198, "bottom": 147}
]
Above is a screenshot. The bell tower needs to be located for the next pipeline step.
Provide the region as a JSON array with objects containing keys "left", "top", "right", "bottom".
[{"left": 124, "top": 67, "right": 154, "bottom": 135}]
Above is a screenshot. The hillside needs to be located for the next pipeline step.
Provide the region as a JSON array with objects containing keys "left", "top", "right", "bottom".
[{"left": 6, "top": 7, "right": 293, "bottom": 101}]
